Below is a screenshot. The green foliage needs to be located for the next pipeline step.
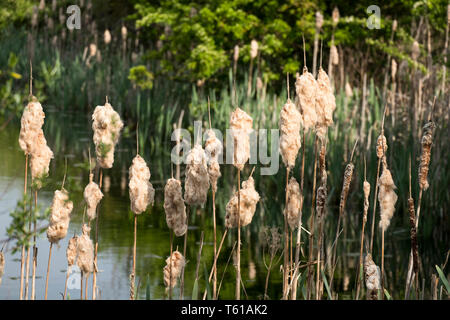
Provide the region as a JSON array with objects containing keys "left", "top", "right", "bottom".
[
  {"left": 435, "top": 265, "right": 450, "bottom": 295},
  {"left": 0, "top": 0, "right": 34, "bottom": 30},
  {"left": 128, "top": 65, "right": 154, "bottom": 90},
  {"left": 6, "top": 193, "right": 50, "bottom": 254},
  {"left": 0, "top": 52, "right": 27, "bottom": 117}
]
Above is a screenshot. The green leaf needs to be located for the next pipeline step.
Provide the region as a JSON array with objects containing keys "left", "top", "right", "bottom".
[
  {"left": 203, "top": 263, "right": 211, "bottom": 300},
  {"left": 436, "top": 265, "right": 450, "bottom": 294},
  {"left": 146, "top": 274, "right": 151, "bottom": 300},
  {"left": 384, "top": 289, "right": 392, "bottom": 300},
  {"left": 192, "top": 278, "right": 199, "bottom": 300},
  {"left": 321, "top": 269, "right": 332, "bottom": 300}
]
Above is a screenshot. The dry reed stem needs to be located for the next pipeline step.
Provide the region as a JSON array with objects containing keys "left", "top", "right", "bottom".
[
  {"left": 203, "top": 228, "right": 228, "bottom": 300},
  {"left": 19, "top": 154, "right": 28, "bottom": 299},
  {"left": 282, "top": 168, "right": 290, "bottom": 299}
]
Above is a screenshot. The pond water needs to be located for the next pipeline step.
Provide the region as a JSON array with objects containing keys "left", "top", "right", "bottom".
[{"left": 0, "top": 108, "right": 446, "bottom": 300}]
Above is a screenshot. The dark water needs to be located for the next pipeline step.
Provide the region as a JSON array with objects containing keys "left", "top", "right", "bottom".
[{"left": 0, "top": 109, "right": 447, "bottom": 300}]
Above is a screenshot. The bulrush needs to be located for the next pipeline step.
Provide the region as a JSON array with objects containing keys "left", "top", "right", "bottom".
[
  {"left": 163, "top": 251, "right": 185, "bottom": 290},
  {"left": 104, "top": 29, "right": 111, "bottom": 45},
  {"left": 47, "top": 189, "right": 73, "bottom": 244},
  {"left": 77, "top": 224, "right": 94, "bottom": 276},
  {"left": 378, "top": 157, "right": 397, "bottom": 231},
  {"left": 376, "top": 134, "right": 387, "bottom": 158},
  {"left": 19, "top": 99, "right": 53, "bottom": 188},
  {"left": 279, "top": 99, "right": 302, "bottom": 169},
  {"left": 295, "top": 67, "right": 318, "bottom": 131},
  {"left": 225, "top": 176, "right": 260, "bottom": 228},
  {"left": 184, "top": 144, "right": 210, "bottom": 206},
  {"left": 164, "top": 178, "right": 187, "bottom": 237},
  {"left": 92, "top": 101, "right": 124, "bottom": 169},
  {"left": 418, "top": 121, "right": 435, "bottom": 191},
  {"left": 315, "top": 67, "right": 336, "bottom": 140},
  {"left": 64, "top": 235, "right": 78, "bottom": 299},
  {"left": 129, "top": 155, "right": 155, "bottom": 214},
  {"left": 230, "top": 108, "right": 253, "bottom": 170},
  {"left": 364, "top": 254, "right": 381, "bottom": 300},
  {"left": 285, "top": 177, "right": 302, "bottom": 231},
  {"left": 205, "top": 130, "right": 222, "bottom": 193},
  {"left": 83, "top": 173, "right": 103, "bottom": 221}
]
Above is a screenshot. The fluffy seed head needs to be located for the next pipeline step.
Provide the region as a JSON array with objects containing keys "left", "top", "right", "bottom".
[
  {"left": 315, "top": 68, "right": 336, "bottom": 139},
  {"left": 104, "top": 29, "right": 111, "bottom": 44},
  {"left": 295, "top": 67, "right": 318, "bottom": 131},
  {"left": 418, "top": 121, "right": 435, "bottom": 191},
  {"left": 83, "top": 173, "right": 103, "bottom": 220},
  {"left": 164, "top": 178, "right": 187, "bottom": 237},
  {"left": 315, "top": 11, "right": 324, "bottom": 29},
  {"left": 279, "top": 99, "right": 302, "bottom": 169},
  {"left": 29, "top": 131, "right": 54, "bottom": 189},
  {"left": 330, "top": 45, "right": 339, "bottom": 65},
  {"left": 250, "top": 40, "right": 258, "bottom": 59},
  {"left": 412, "top": 41, "right": 420, "bottom": 60},
  {"left": 345, "top": 82, "right": 353, "bottom": 98},
  {"left": 332, "top": 7, "right": 340, "bottom": 24},
  {"left": 205, "top": 130, "right": 222, "bottom": 192},
  {"left": 234, "top": 45, "right": 240, "bottom": 62},
  {"left": 285, "top": 177, "right": 302, "bottom": 230},
  {"left": 391, "top": 59, "right": 397, "bottom": 81},
  {"left": 376, "top": 134, "right": 387, "bottom": 158},
  {"left": 225, "top": 176, "right": 260, "bottom": 228},
  {"left": 66, "top": 235, "right": 78, "bottom": 267},
  {"left": 364, "top": 254, "right": 381, "bottom": 300},
  {"left": 339, "top": 162, "right": 354, "bottom": 216},
  {"left": 184, "top": 144, "right": 210, "bottom": 206},
  {"left": 129, "top": 155, "right": 155, "bottom": 214},
  {"left": 363, "top": 181, "right": 371, "bottom": 223},
  {"left": 230, "top": 108, "right": 253, "bottom": 170},
  {"left": 19, "top": 100, "right": 45, "bottom": 155},
  {"left": 378, "top": 159, "right": 397, "bottom": 231},
  {"left": 77, "top": 224, "right": 94, "bottom": 275},
  {"left": 47, "top": 189, "right": 73, "bottom": 244},
  {"left": 163, "top": 250, "right": 185, "bottom": 289},
  {"left": 92, "top": 102, "right": 124, "bottom": 168}
]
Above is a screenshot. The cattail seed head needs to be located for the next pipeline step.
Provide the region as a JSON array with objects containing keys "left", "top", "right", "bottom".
[
  {"left": 184, "top": 144, "right": 210, "bottom": 206},
  {"left": 47, "top": 189, "right": 73, "bottom": 244},
  {"left": 316, "top": 11, "right": 323, "bottom": 30},
  {"left": 250, "top": 40, "right": 258, "bottom": 59},
  {"left": 77, "top": 224, "right": 94, "bottom": 275},
  {"left": 164, "top": 178, "right": 187, "bottom": 237},
  {"left": 315, "top": 67, "right": 336, "bottom": 139},
  {"left": 233, "top": 45, "right": 240, "bottom": 62},
  {"left": 418, "top": 121, "right": 435, "bottom": 191},
  {"left": 295, "top": 67, "right": 318, "bottom": 131},
  {"left": 378, "top": 158, "right": 397, "bottom": 231},
  {"left": 129, "top": 155, "right": 155, "bottom": 214},
  {"left": 376, "top": 134, "right": 387, "bottom": 158},
  {"left": 408, "top": 198, "right": 419, "bottom": 274},
  {"left": 104, "top": 29, "right": 111, "bottom": 45},
  {"left": 412, "top": 40, "right": 420, "bottom": 61},
  {"left": 392, "top": 19, "right": 398, "bottom": 32},
  {"left": 230, "top": 108, "right": 253, "bottom": 171},
  {"left": 363, "top": 181, "right": 370, "bottom": 223},
  {"left": 19, "top": 100, "right": 45, "bottom": 155},
  {"left": 89, "top": 43, "right": 97, "bottom": 58},
  {"left": 163, "top": 251, "right": 185, "bottom": 289},
  {"left": 391, "top": 59, "right": 397, "bottom": 81},
  {"left": 205, "top": 130, "right": 222, "bottom": 193},
  {"left": 83, "top": 173, "right": 103, "bottom": 221},
  {"left": 225, "top": 176, "right": 260, "bottom": 228},
  {"left": 279, "top": 99, "right": 302, "bottom": 169},
  {"left": 332, "top": 7, "right": 340, "bottom": 25},
  {"left": 339, "top": 162, "right": 354, "bottom": 216},
  {"left": 285, "top": 177, "right": 302, "bottom": 230},
  {"left": 330, "top": 45, "right": 339, "bottom": 65},
  {"left": 315, "top": 11, "right": 324, "bottom": 29},
  {"left": 29, "top": 131, "right": 54, "bottom": 189},
  {"left": 121, "top": 25, "right": 128, "bottom": 41},
  {"left": 364, "top": 254, "right": 381, "bottom": 300},
  {"left": 66, "top": 235, "right": 78, "bottom": 267},
  {"left": 92, "top": 102, "right": 124, "bottom": 169},
  {"left": 345, "top": 82, "right": 353, "bottom": 98}
]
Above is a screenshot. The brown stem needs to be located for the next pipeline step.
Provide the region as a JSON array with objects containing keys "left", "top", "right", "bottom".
[
  {"left": 212, "top": 190, "right": 217, "bottom": 299},
  {"left": 307, "top": 135, "right": 318, "bottom": 299},
  {"left": 31, "top": 190, "right": 37, "bottom": 300},
  {"left": 168, "top": 231, "right": 173, "bottom": 300},
  {"left": 44, "top": 243, "right": 53, "bottom": 300},
  {"left": 130, "top": 214, "right": 137, "bottom": 300},
  {"left": 20, "top": 154, "right": 28, "bottom": 300},
  {"left": 264, "top": 255, "right": 274, "bottom": 300},
  {"left": 180, "top": 206, "right": 189, "bottom": 299},
  {"left": 381, "top": 229, "right": 385, "bottom": 299},
  {"left": 203, "top": 228, "right": 228, "bottom": 300},
  {"left": 63, "top": 268, "right": 70, "bottom": 300},
  {"left": 369, "top": 157, "right": 382, "bottom": 253},
  {"left": 282, "top": 168, "right": 290, "bottom": 299},
  {"left": 92, "top": 169, "right": 103, "bottom": 300},
  {"left": 236, "top": 169, "right": 241, "bottom": 300}
]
